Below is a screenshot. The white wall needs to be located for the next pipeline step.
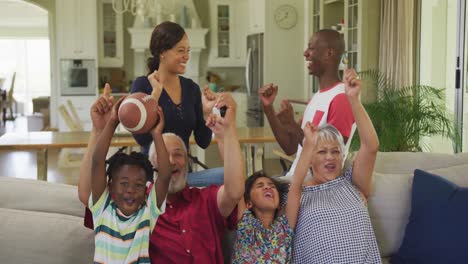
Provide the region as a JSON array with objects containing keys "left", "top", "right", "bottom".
[
  {"left": 264, "top": 0, "right": 306, "bottom": 105},
  {"left": 0, "top": 0, "right": 52, "bottom": 116}
]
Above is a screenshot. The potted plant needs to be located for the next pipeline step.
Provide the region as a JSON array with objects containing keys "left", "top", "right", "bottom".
[{"left": 351, "top": 70, "right": 459, "bottom": 152}]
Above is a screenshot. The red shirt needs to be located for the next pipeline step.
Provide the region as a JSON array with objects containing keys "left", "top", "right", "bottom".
[
  {"left": 150, "top": 185, "right": 238, "bottom": 264},
  {"left": 328, "top": 93, "right": 354, "bottom": 139}
]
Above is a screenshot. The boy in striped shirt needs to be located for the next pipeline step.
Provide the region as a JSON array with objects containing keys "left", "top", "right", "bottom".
[{"left": 89, "top": 98, "right": 170, "bottom": 264}]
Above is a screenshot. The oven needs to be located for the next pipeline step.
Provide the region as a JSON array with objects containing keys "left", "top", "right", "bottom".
[{"left": 60, "top": 59, "right": 96, "bottom": 95}]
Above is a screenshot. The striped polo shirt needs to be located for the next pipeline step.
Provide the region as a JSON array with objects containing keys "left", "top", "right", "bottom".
[{"left": 90, "top": 186, "right": 164, "bottom": 264}]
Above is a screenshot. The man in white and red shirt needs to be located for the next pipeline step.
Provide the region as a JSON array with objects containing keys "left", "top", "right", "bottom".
[{"left": 260, "top": 29, "right": 355, "bottom": 178}]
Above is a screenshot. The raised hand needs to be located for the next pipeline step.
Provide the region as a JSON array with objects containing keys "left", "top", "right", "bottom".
[
  {"left": 109, "top": 95, "right": 126, "bottom": 125},
  {"left": 202, "top": 85, "right": 218, "bottom": 116},
  {"left": 148, "top": 70, "right": 163, "bottom": 101},
  {"left": 205, "top": 113, "right": 223, "bottom": 137},
  {"left": 343, "top": 68, "right": 361, "bottom": 99},
  {"left": 276, "top": 99, "right": 295, "bottom": 126},
  {"left": 259, "top": 83, "right": 278, "bottom": 107},
  {"left": 214, "top": 92, "right": 237, "bottom": 129},
  {"left": 91, "top": 83, "right": 114, "bottom": 131},
  {"left": 150, "top": 106, "right": 165, "bottom": 136},
  {"left": 302, "top": 121, "right": 319, "bottom": 149}
]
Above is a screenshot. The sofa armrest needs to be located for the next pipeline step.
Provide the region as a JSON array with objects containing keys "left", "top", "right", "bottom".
[{"left": 0, "top": 177, "right": 85, "bottom": 217}]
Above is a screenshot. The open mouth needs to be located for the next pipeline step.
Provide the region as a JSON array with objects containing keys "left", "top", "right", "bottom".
[
  {"left": 180, "top": 62, "right": 187, "bottom": 67},
  {"left": 123, "top": 198, "right": 136, "bottom": 206},
  {"left": 171, "top": 168, "right": 181, "bottom": 177},
  {"left": 325, "top": 163, "right": 336, "bottom": 171},
  {"left": 263, "top": 190, "right": 274, "bottom": 199}
]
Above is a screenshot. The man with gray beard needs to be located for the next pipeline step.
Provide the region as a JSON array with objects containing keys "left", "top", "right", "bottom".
[{"left": 147, "top": 93, "right": 245, "bottom": 263}]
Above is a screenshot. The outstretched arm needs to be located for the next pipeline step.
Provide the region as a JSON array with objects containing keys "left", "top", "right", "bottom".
[
  {"left": 344, "top": 69, "right": 379, "bottom": 198},
  {"left": 206, "top": 93, "right": 245, "bottom": 218},
  {"left": 150, "top": 107, "right": 171, "bottom": 208},
  {"left": 285, "top": 122, "right": 317, "bottom": 229},
  {"left": 260, "top": 84, "right": 303, "bottom": 155},
  {"left": 91, "top": 97, "right": 125, "bottom": 204},
  {"left": 78, "top": 84, "right": 114, "bottom": 205}
]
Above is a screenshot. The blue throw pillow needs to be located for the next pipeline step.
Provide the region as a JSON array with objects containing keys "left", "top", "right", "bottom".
[{"left": 391, "top": 169, "right": 468, "bottom": 264}]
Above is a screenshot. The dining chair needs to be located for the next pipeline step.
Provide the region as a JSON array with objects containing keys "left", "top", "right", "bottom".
[
  {"left": 0, "top": 78, "right": 5, "bottom": 125},
  {"left": 4, "top": 72, "right": 17, "bottom": 121},
  {"left": 58, "top": 101, "right": 85, "bottom": 167}
]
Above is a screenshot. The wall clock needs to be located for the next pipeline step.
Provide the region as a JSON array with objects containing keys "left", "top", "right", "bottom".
[{"left": 274, "top": 4, "right": 298, "bottom": 30}]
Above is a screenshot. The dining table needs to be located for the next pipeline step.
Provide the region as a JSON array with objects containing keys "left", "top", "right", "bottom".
[{"left": 0, "top": 127, "right": 276, "bottom": 181}]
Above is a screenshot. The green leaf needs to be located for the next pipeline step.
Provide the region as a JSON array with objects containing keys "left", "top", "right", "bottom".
[{"left": 349, "top": 70, "right": 458, "bottom": 152}]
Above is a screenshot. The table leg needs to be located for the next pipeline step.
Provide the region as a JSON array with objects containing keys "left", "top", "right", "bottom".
[
  {"left": 252, "top": 144, "right": 264, "bottom": 173},
  {"left": 244, "top": 144, "right": 253, "bottom": 176},
  {"left": 36, "top": 148, "right": 48, "bottom": 181}
]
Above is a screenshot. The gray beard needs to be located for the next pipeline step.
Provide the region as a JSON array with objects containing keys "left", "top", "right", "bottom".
[{"left": 168, "top": 171, "right": 187, "bottom": 194}]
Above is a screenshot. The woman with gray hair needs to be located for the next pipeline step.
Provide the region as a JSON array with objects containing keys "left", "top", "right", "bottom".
[{"left": 290, "top": 68, "right": 381, "bottom": 263}]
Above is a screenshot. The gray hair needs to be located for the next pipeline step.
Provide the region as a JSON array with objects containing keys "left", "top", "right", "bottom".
[
  {"left": 314, "top": 124, "right": 345, "bottom": 156},
  {"left": 148, "top": 132, "right": 188, "bottom": 167}
]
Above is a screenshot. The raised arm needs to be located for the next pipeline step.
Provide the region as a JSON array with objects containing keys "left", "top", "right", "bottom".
[
  {"left": 149, "top": 107, "right": 171, "bottom": 208},
  {"left": 91, "top": 96, "right": 125, "bottom": 204},
  {"left": 148, "top": 70, "right": 163, "bottom": 103},
  {"left": 202, "top": 85, "right": 218, "bottom": 120},
  {"left": 260, "top": 84, "right": 303, "bottom": 155},
  {"left": 78, "top": 84, "right": 114, "bottom": 205},
  {"left": 193, "top": 83, "right": 213, "bottom": 149},
  {"left": 285, "top": 122, "right": 318, "bottom": 228},
  {"left": 343, "top": 69, "right": 379, "bottom": 198},
  {"left": 206, "top": 93, "right": 245, "bottom": 218}
]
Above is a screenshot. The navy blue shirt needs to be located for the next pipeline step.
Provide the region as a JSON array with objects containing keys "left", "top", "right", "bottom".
[{"left": 130, "top": 75, "right": 212, "bottom": 152}]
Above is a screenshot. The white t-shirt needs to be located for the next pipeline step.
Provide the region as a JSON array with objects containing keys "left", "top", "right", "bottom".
[{"left": 285, "top": 82, "right": 355, "bottom": 178}]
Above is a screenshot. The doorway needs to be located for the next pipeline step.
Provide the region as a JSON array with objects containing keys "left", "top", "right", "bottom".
[
  {"left": 0, "top": 0, "right": 51, "bottom": 128},
  {"left": 419, "top": 0, "right": 468, "bottom": 153}
]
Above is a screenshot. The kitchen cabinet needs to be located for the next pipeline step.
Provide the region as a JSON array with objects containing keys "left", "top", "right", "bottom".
[
  {"left": 231, "top": 92, "right": 248, "bottom": 127},
  {"left": 56, "top": 0, "right": 97, "bottom": 59},
  {"left": 57, "top": 96, "right": 97, "bottom": 132},
  {"left": 318, "top": 0, "right": 379, "bottom": 71},
  {"left": 208, "top": 0, "right": 249, "bottom": 67},
  {"left": 308, "top": 0, "right": 379, "bottom": 101},
  {"left": 97, "top": 0, "right": 124, "bottom": 67},
  {"left": 248, "top": 0, "right": 265, "bottom": 34}
]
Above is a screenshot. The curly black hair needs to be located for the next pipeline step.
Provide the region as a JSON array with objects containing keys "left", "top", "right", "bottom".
[
  {"left": 244, "top": 171, "right": 289, "bottom": 209},
  {"left": 105, "top": 150, "right": 154, "bottom": 183}
]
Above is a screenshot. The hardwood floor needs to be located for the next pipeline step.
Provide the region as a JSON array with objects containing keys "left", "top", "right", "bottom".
[
  {"left": 0, "top": 116, "right": 81, "bottom": 185},
  {"left": 0, "top": 148, "right": 81, "bottom": 185}
]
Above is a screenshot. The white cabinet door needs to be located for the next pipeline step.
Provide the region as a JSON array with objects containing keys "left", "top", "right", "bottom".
[
  {"left": 248, "top": 0, "right": 265, "bottom": 34},
  {"left": 98, "top": 0, "right": 123, "bottom": 67},
  {"left": 231, "top": 92, "right": 248, "bottom": 127},
  {"left": 56, "top": 0, "right": 97, "bottom": 59},
  {"left": 208, "top": 0, "right": 248, "bottom": 67},
  {"left": 57, "top": 96, "right": 97, "bottom": 131}
]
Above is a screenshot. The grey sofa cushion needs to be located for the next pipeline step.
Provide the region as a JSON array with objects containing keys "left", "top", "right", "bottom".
[
  {"left": 0, "top": 177, "right": 84, "bottom": 217},
  {"left": 368, "top": 163, "right": 468, "bottom": 257},
  {"left": 0, "top": 208, "right": 94, "bottom": 264},
  {"left": 373, "top": 152, "right": 468, "bottom": 174},
  {"left": 368, "top": 172, "right": 413, "bottom": 257}
]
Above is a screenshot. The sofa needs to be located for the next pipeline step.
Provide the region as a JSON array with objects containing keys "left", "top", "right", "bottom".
[
  {"left": 1, "top": 152, "right": 467, "bottom": 263},
  {"left": 366, "top": 151, "right": 468, "bottom": 263},
  {"left": 0, "top": 177, "right": 94, "bottom": 263}
]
